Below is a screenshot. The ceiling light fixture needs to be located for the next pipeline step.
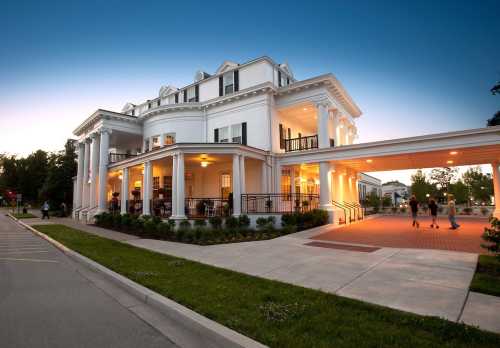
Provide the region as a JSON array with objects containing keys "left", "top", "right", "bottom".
[
  {"left": 449, "top": 151, "right": 458, "bottom": 155},
  {"left": 447, "top": 160, "right": 454, "bottom": 164},
  {"left": 366, "top": 159, "right": 373, "bottom": 163}
]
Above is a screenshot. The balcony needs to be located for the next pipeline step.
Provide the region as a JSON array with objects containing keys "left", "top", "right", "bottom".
[
  {"left": 284, "top": 135, "right": 318, "bottom": 152},
  {"left": 109, "top": 153, "right": 138, "bottom": 164}
]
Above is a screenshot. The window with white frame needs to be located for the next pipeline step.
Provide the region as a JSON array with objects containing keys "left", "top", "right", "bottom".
[
  {"left": 168, "top": 94, "right": 175, "bottom": 104},
  {"left": 220, "top": 173, "right": 231, "bottom": 199},
  {"left": 219, "top": 126, "right": 229, "bottom": 143},
  {"left": 152, "top": 136, "right": 160, "bottom": 149},
  {"left": 223, "top": 72, "right": 234, "bottom": 95},
  {"left": 164, "top": 133, "right": 176, "bottom": 145},
  {"left": 187, "top": 86, "right": 196, "bottom": 102},
  {"left": 231, "top": 124, "right": 241, "bottom": 143}
]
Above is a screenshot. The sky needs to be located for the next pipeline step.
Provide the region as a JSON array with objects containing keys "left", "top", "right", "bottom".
[{"left": 1, "top": 0, "right": 499, "bottom": 185}]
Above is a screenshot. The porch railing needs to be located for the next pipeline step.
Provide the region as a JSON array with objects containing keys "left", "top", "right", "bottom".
[
  {"left": 185, "top": 197, "right": 230, "bottom": 218},
  {"left": 151, "top": 198, "right": 172, "bottom": 218},
  {"left": 284, "top": 135, "right": 318, "bottom": 152},
  {"left": 109, "top": 153, "right": 137, "bottom": 164},
  {"left": 125, "top": 199, "right": 143, "bottom": 215},
  {"left": 241, "top": 193, "right": 320, "bottom": 214}
]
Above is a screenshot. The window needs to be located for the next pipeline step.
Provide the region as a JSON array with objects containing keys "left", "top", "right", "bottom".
[
  {"left": 131, "top": 109, "right": 135, "bottom": 116},
  {"left": 148, "top": 102, "right": 152, "bottom": 109},
  {"left": 231, "top": 124, "right": 241, "bottom": 143},
  {"left": 164, "top": 133, "right": 175, "bottom": 145},
  {"left": 221, "top": 173, "right": 231, "bottom": 199},
  {"left": 163, "top": 176, "right": 172, "bottom": 200},
  {"left": 223, "top": 72, "right": 234, "bottom": 95},
  {"left": 152, "top": 136, "right": 160, "bottom": 149},
  {"left": 187, "top": 86, "right": 196, "bottom": 102},
  {"left": 175, "top": 93, "right": 179, "bottom": 104},
  {"left": 218, "top": 126, "right": 229, "bottom": 143},
  {"left": 153, "top": 177, "right": 160, "bottom": 190},
  {"left": 157, "top": 99, "right": 161, "bottom": 107}
]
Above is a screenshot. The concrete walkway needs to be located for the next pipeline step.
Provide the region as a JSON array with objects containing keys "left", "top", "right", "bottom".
[{"left": 20, "top": 214, "right": 500, "bottom": 334}]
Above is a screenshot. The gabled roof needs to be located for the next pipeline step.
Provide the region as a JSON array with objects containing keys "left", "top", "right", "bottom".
[
  {"left": 159, "top": 85, "right": 178, "bottom": 98},
  {"left": 121, "top": 102, "right": 136, "bottom": 113},
  {"left": 215, "top": 60, "right": 239, "bottom": 74},
  {"left": 279, "top": 62, "right": 293, "bottom": 77}
]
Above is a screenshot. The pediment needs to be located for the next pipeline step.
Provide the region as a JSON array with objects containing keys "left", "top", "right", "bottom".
[
  {"left": 159, "top": 85, "right": 178, "bottom": 98},
  {"left": 215, "top": 60, "right": 239, "bottom": 74}
]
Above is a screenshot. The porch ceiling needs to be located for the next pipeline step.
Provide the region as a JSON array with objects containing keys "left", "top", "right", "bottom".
[{"left": 278, "top": 102, "right": 317, "bottom": 133}]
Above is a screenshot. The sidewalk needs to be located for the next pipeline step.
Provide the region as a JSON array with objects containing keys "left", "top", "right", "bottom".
[{"left": 21, "top": 213, "right": 500, "bottom": 334}]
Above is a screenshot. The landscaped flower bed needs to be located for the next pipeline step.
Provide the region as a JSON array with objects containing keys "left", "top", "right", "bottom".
[{"left": 93, "top": 209, "right": 329, "bottom": 245}]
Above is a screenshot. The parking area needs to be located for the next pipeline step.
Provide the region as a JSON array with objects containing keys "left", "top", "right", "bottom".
[{"left": 312, "top": 215, "right": 489, "bottom": 254}]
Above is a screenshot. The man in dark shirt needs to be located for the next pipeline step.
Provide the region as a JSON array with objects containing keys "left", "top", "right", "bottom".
[
  {"left": 428, "top": 199, "right": 439, "bottom": 228},
  {"left": 409, "top": 195, "right": 419, "bottom": 228}
]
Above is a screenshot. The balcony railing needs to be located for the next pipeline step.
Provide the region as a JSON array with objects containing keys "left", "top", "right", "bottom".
[
  {"left": 109, "top": 153, "right": 137, "bottom": 164},
  {"left": 241, "top": 193, "right": 320, "bottom": 214},
  {"left": 185, "top": 197, "right": 231, "bottom": 218}
]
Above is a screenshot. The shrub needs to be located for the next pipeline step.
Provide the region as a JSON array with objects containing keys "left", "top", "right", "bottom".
[
  {"left": 112, "top": 214, "right": 122, "bottom": 229},
  {"left": 143, "top": 219, "right": 157, "bottom": 237},
  {"left": 121, "top": 213, "right": 133, "bottom": 230},
  {"left": 400, "top": 207, "right": 407, "bottom": 214},
  {"left": 194, "top": 219, "right": 207, "bottom": 228},
  {"left": 185, "top": 230, "right": 196, "bottom": 243},
  {"left": 209, "top": 216, "right": 223, "bottom": 229},
  {"left": 462, "top": 207, "right": 473, "bottom": 215},
  {"left": 391, "top": 207, "right": 398, "bottom": 214},
  {"left": 238, "top": 215, "right": 250, "bottom": 228},
  {"left": 310, "top": 209, "right": 328, "bottom": 227},
  {"left": 175, "top": 228, "right": 186, "bottom": 242},
  {"left": 256, "top": 216, "right": 275, "bottom": 231},
  {"left": 156, "top": 222, "right": 171, "bottom": 239},
  {"left": 281, "top": 213, "right": 297, "bottom": 227},
  {"left": 179, "top": 220, "right": 191, "bottom": 230},
  {"left": 482, "top": 216, "right": 500, "bottom": 259},
  {"left": 132, "top": 217, "right": 145, "bottom": 235},
  {"left": 225, "top": 216, "right": 240, "bottom": 230},
  {"left": 194, "top": 227, "right": 203, "bottom": 241},
  {"left": 481, "top": 207, "right": 489, "bottom": 216}
]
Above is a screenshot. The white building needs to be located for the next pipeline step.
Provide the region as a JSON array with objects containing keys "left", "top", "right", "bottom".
[
  {"left": 72, "top": 56, "right": 500, "bottom": 224},
  {"left": 382, "top": 181, "right": 409, "bottom": 205},
  {"left": 358, "top": 173, "right": 382, "bottom": 201}
]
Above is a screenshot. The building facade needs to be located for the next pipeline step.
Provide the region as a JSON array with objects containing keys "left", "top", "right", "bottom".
[
  {"left": 382, "top": 181, "right": 409, "bottom": 206},
  {"left": 72, "top": 57, "right": 361, "bottom": 223},
  {"left": 358, "top": 173, "right": 382, "bottom": 202}
]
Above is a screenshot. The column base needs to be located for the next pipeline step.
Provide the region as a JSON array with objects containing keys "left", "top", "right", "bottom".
[{"left": 320, "top": 204, "right": 335, "bottom": 224}]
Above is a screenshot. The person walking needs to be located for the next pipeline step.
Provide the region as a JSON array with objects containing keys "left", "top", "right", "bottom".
[
  {"left": 447, "top": 196, "right": 460, "bottom": 229},
  {"left": 41, "top": 201, "right": 50, "bottom": 220},
  {"left": 409, "top": 195, "right": 419, "bottom": 228},
  {"left": 428, "top": 198, "right": 439, "bottom": 228}
]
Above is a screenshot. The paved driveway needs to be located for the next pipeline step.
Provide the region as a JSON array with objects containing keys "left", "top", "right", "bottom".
[
  {"left": 0, "top": 213, "right": 176, "bottom": 348},
  {"left": 312, "top": 215, "right": 489, "bottom": 253}
]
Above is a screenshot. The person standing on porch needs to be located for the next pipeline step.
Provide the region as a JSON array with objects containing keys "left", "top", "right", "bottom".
[
  {"left": 447, "top": 196, "right": 460, "bottom": 229},
  {"left": 409, "top": 195, "right": 419, "bottom": 228},
  {"left": 428, "top": 198, "right": 439, "bottom": 229}
]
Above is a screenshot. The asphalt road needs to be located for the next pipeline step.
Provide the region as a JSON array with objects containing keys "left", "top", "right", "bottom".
[{"left": 0, "top": 213, "right": 177, "bottom": 348}]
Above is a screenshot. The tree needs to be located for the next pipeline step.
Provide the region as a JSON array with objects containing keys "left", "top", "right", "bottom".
[
  {"left": 429, "top": 167, "right": 457, "bottom": 193},
  {"left": 449, "top": 180, "right": 468, "bottom": 204},
  {"left": 462, "top": 167, "right": 493, "bottom": 204},
  {"left": 410, "top": 170, "right": 434, "bottom": 202},
  {"left": 365, "top": 191, "right": 381, "bottom": 212},
  {"left": 487, "top": 80, "right": 500, "bottom": 126},
  {"left": 491, "top": 81, "right": 500, "bottom": 95}
]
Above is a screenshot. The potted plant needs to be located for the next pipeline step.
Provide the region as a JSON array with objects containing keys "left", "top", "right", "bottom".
[{"left": 112, "top": 192, "right": 120, "bottom": 198}]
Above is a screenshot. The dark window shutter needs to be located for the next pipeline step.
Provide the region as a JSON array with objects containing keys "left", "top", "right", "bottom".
[
  {"left": 214, "top": 128, "right": 219, "bottom": 143},
  {"left": 278, "top": 70, "right": 282, "bottom": 87},
  {"left": 241, "top": 122, "right": 247, "bottom": 145},
  {"left": 287, "top": 77, "right": 290, "bottom": 85},
  {"left": 175, "top": 93, "right": 179, "bottom": 103},
  {"left": 195, "top": 84, "right": 199, "bottom": 102},
  {"left": 279, "top": 124, "right": 284, "bottom": 149},
  {"left": 298, "top": 132, "right": 301, "bottom": 138},
  {"left": 234, "top": 70, "right": 239, "bottom": 92},
  {"left": 287, "top": 128, "right": 291, "bottom": 139},
  {"left": 183, "top": 90, "right": 187, "bottom": 102},
  {"left": 219, "top": 76, "right": 223, "bottom": 96}
]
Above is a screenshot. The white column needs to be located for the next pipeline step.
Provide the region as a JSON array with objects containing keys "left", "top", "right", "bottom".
[
  {"left": 159, "top": 134, "right": 165, "bottom": 147},
  {"left": 142, "top": 139, "right": 147, "bottom": 153},
  {"left": 97, "top": 129, "right": 110, "bottom": 213},
  {"left": 331, "top": 111, "right": 338, "bottom": 147},
  {"left": 290, "top": 166, "right": 296, "bottom": 195},
  {"left": 239, "top": 155, "right": 246, "bottom": 195},
  {"left": 492, "top": 162, "right": 500, "bottom": 218},
  {"left": 89, "top": 133, "right": 99, "bottom": 208},
  {"left": 317, "top": 102, "right": 330, "bottom": 149},
  {"left": 319, "top": 161, "right": 334, "bottom": 223},
  {"left": 171, "top": 155, "right": 178, "bottom": 217},
  {"left": 274, "top": 160, "right": 281, "bottom": 193},
  {"left": 176, "top": 153, "right": 186, "bottom": 219},
  {"left": 148, "top": 137, "right": 154, "bottom": 152},
  {"left": 232, "top": 154, "right": 241, "bottom": 216},
  {"left": 82, "top": 139, "right": 91, "bottom": 208},
  {"left": 75, "top": 142, "right": 85, "bottom": 209},
  {"left": 121, "top": 168, "right": 129, "bottom": 214},
  {"left": 142, "top": 161, "right": 152, "bottom": 215},
  {"left": 261, "top": 160, "right": 268, "bottom": 193}
]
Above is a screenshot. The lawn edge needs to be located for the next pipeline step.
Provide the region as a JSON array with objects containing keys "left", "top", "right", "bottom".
[{"left": 11, "top": 216, "right": 267, "bottom": 348}]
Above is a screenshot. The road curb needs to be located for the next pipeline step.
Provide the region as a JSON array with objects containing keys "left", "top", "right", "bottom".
[{"left": 9, "top": 214, "right": 267, "bottom": 348}]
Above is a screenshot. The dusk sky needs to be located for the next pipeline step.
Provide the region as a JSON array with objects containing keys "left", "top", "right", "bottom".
[{"left": 1, "top": 0, "right": 499, "bottom": 184}]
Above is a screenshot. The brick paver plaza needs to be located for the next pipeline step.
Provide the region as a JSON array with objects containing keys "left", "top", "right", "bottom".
[{"left": 313, "top": 215, "right": 490, "bottom": 254}]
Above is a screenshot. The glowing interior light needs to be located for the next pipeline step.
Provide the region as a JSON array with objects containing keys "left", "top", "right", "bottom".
[{"left": 449, "top": 151, "right": 458, "bottom": 155}]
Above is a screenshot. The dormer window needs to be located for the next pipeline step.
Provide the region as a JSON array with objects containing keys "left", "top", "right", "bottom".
[
  {"left": 157, "top": 99, "right": 161, "bottom": 107},
  {"left": 148, "top": 102, "right": 152, "bottom": 109},
  {"left": 224, "top": 72, "right": 234, "bottom": 95},
  {"left": 131, "top": 109, "right": 135, "bottom": 116},
  {"left": 187, "top": 86, "right": 196, "bottom": 102}
]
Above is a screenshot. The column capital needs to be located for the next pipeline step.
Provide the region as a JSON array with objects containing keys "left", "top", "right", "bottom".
[
  {"left": 99, "top": 127, "right": 112, "bottom": 135},
  {"left": 315, "top": 100, "right": 331, "bottom": 109},
  {"left": 90, "top": 132, "right": 99, "bottom": 140}
]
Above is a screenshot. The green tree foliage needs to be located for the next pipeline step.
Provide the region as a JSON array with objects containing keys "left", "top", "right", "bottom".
[
  {"left": 487, "top": 80, "right": 500, "bottom": 126},
  {"left": 0, "top": 140, "right": 77, "bottom": 207},
  {"left": 463, "top": 167, "right": 493, "bottom": 203},
  {"left": 365, "top": 191, "right": 381, "bottom": 210},
  {"left": 448, "top": 180, "right": 468, "bottom": 204},
  {"left": 429, "top": 167, "right": 457, "bottom": 192},
  {"left": 410, "top": 170, "right": 434, "bottom": 202}
]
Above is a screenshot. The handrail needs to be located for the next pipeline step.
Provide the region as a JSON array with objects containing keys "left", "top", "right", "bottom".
[
  {"left": 331, "top": 201, "right": 350, "bottom": 224},
  {"left": 284, "top": 135, "right": 318, "bottom": 152},
  {"left": 343, "top": 201, "right": 363, "bottom": 221},
  {"left": 340, "top": 201, "right": 357, "bottom": 222},
  {"left": 241, "top": 193, "right": 319, "bottom": 214},
  {"left": 109, "top": 153, "right": 137, "bottom": 164}
]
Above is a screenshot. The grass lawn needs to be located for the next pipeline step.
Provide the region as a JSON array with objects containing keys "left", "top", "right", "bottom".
[
  {"left": 11, "top": 212, "right": 37, "bottom": 219},
  {"left": 470, "top": 255, "right": 500, "bottom": 297},
  {"left": 33, "top": 224, "right": 500, "bottom": 348}
]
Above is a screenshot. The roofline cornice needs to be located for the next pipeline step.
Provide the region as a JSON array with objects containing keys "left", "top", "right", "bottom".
[{"left": 73, "top": 109, "right": 140, "bottom": 136}]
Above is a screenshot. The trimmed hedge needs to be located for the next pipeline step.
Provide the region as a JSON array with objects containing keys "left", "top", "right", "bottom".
[{"left": 94, "top": 209, "right": 329, "bottom": 245}]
